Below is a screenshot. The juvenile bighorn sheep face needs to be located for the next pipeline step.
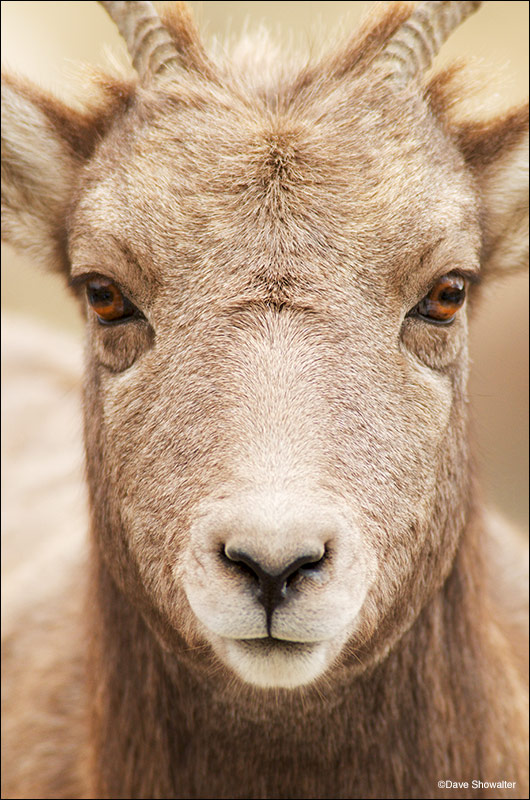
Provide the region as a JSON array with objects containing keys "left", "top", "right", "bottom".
[
  {"left": 2, "top": 0, "right": 527, "bottom": 689},
  {"left": 76, "top": 77, "right": 478, "bottom": 688}
]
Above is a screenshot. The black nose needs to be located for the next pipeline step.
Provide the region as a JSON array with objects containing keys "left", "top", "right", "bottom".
[{"left": 223, "top": 547, "right": 326, "bottom": 634}]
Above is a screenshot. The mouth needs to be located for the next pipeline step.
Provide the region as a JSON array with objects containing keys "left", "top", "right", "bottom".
[
  {"left": 237, "top": 637, "right": 317, "bottom": 656},
  {"left": 220, "top": 636, "right": 330, "bottom": 688}
]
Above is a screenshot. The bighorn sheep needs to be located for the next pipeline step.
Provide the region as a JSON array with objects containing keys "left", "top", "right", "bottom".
[{"left": 1, "top": 1, "right": 528, "bottom": 797}]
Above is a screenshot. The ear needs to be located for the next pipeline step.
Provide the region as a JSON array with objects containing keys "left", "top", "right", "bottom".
[
  {"left": 2, "top": 75, "right": 85, "bottom": 276},
  {"left": 1, "top": 73, "right": 132, "bottom": 277},
  {"left": 456, "top": 105, "right": 529, "bottom": 279}
]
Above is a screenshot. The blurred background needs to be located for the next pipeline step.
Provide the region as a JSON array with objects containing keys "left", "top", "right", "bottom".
[{"left": 1, "top": 1, "right": 528, "bottom": 532}]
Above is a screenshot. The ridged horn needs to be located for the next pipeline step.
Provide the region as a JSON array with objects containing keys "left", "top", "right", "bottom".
[
  {"left": 375, "top": 1, "right": 482, "bottom": 85},
  {"left": 99, "top": 1, "right": 181, "bottom": 79}
]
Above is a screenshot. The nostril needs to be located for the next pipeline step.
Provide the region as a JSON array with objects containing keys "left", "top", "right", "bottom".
[
  {"left": 285, "top": 546, "right": 328, "bottom": 586},
  {"left": 299, "top": 549, "right": 327, "bottom": 571},
  {"left": 300, "top": 560, "right": 321, "bottom": 571},
  {"left": 222, "top": 544, "right": 329, "bottom": 579},
  {"left": 221, "top": 546, "right": 261, "bottom": 584}
]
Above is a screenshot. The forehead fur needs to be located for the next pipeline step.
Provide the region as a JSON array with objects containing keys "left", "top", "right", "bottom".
[{"left": 67, "top": 1, "right": 487, "bottom": 314}]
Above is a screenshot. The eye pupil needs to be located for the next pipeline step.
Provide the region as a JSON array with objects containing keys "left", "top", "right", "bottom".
[
  {"left": 88, "top": 286, "right": 114, "bottom": 306},
  {"left": 439, "top": 286, "right": 464, "bottom": 304}
]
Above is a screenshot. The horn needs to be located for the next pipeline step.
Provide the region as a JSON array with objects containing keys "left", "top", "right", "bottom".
[
  {"left": 375, "top": 1, "right": 482, "bottom": 85},
  {"left": 99, "top": 1, "right": 181, "bottom": 79}
]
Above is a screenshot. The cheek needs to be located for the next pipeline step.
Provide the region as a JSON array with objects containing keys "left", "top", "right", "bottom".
[
  {"left": 394, "top": 368, "right": 455, "bottom": 527},
  {"left": 400, "top": 353, "right": 454, "bottom": 434},
  {"left": 348, "top": 384, "right": 468, "bottom": 653},
  {"left": 96, "top": 362, "right": 211, "bottom": 578},
  {"left": 328, "top": 353, "right": 458, "bottom": 567}
]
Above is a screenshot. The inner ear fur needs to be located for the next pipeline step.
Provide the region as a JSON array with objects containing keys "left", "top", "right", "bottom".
[
  {"left": 1, "top": 72, "right": 133, "bottom": 277},
  {"left": 456, "top": 105, "right": 529, "bottom": 280}
]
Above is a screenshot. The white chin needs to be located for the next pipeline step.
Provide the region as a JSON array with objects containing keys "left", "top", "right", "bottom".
[{"left": 221, "top": 638, "right": 330, "bottom": 688}]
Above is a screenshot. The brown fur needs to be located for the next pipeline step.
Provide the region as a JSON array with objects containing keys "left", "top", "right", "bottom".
[
  {"left": 1, "top": 2, "right": 528, "bottom": 798},
  {"left": 160, "top": 1, "right": 218, "bottom": 80}
]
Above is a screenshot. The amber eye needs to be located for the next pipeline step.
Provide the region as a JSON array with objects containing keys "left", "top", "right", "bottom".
[
  {"left": 86, "top": 277, "right": 137, "bottom": 324},
  {"left": 412, "top": 273, "right": 467, "bottom": 324}
]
